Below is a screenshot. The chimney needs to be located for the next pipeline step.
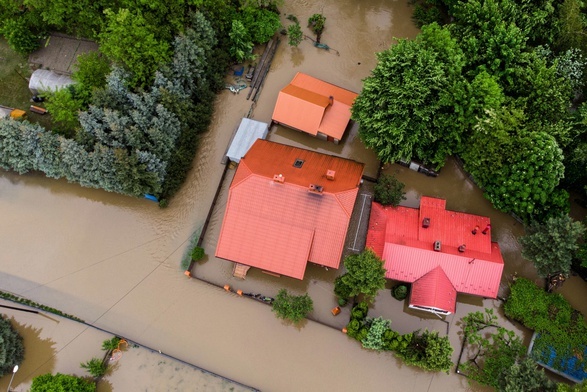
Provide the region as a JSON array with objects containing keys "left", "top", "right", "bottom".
[
  {"left": 326, "top": 170, "right": 336, "bottom": 180},
  {"left": 422, "top": 217, "right": 430, "bottom": 228},
  {"left": 308, "top": 184, "right": 324, "bottom": 194},
  {"left": 433, "top": 241, "right": 441, "bottom": 252},
  {"left": 273, "top": 174, "right": 285, "bottom": 183}
]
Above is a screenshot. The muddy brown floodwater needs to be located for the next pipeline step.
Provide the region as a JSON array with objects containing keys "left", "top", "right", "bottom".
[{"left": 1, "top": 0, "right": 586, "bottom": 390}]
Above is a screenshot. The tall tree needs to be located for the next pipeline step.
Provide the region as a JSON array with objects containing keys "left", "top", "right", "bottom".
[
  {"left": 99, "top": 8, "right": 171, "bottom": 87},
  {"left": 335, "top": 249, "right": 386, "bottom": 302},
  {"left": 352, "top": 23, "right": 466, "bottom": 168},
  {"left": 519, "top": 214, "right": 585, "bottom": 278}
]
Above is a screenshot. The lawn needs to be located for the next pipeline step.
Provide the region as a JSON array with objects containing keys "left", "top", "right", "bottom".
[{"left": 0, "top": 38, "right": 53, "bottom": 129}]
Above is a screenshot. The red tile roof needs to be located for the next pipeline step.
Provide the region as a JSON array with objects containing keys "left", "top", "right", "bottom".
[
  {"left": 216, "top": 140, "right": 364, "bottom": 279},
  {"left": 272, "top": 73, "right": 358, "bottom": 140},
  {"left": 366, "top": 197, "right": 504, "bottom": 313}
]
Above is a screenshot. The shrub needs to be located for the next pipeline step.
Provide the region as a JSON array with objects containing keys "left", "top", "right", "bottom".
[
  {"left": 392, "top": 284, "right": 409, "bottom": 300},
  {"left": 191, "top": 246, "right": 205, "bottom": 261},
  {"left": 31, "top": 373, "right": 95, "bottom": 392},
  {"left": 0, "top": 18, "right": 41, "bottom": 54},
  {"left": 374, "top": 174, "right": 407, "bottom": 206},
  {"left": 271, "top": 289, "right": 313, "bottom": 324},
  {"left": 504, "top": 278, "right": 587, "bottom": 373},
  {"left": 362, "top": 317, "right": 391, "bottom": 351},
  {"left": 334, "top": 275, "right": 353, "bottom": 302},
  {"left": 396, "top": 330, "right": 453, "bottom": 373}
]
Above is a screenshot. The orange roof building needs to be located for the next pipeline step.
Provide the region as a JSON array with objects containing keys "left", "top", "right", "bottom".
[
  {"left": 272, "top": 73, "right": 358, "bottom": 144},
  {"left": 215, "top": 140, "right": 364, "bottom": 280}
]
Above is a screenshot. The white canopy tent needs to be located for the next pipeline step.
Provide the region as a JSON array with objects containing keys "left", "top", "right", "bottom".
[
  {"left": 28, "top": 69, "right": 73, "bottom": 95},
  {"left": 226, "top": 118, "right": 269, "bottom": 164}
]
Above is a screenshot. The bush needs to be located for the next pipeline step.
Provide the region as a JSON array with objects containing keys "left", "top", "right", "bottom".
[
  {"left": 271, "top": 289, "right": 313, "bottom": 324},
  {"left": 191, "top": 246, "right": 205, "bottom": 261},
  {"left": 392, "top": 284, "right": 409, "bottom": 300},
  {"left": 504, "top": 278, "right": 587, "bottom": 373},
  {"left": 362, "top": 317, "right": 391, "bottom": 351},
  {"left": 374, "top": 174, "right": 406, "bottom": 206},
  {"left": 0, "top": 18, "right": 41, "bottom": 54},
  {"left": 31, "top": 373, "right": 95, "bottom": 392},
  {"left": 396, "top": 330, "right": 453, "bottom": 373}
]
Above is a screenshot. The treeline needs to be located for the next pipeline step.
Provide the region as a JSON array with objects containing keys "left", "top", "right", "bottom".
[
  {"left": 352, "top": 0, "right": 587, "bottom": 223},
  {"left": 0, "top": 0, "right": 282, "bottom": 203}
]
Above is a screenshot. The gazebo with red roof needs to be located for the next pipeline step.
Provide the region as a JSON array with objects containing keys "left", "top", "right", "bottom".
[
  {"left": 272, "top": 72, "right": 358, "bottom": 144},
  {"left": 215, "top": 139, "right": 364, "bottom": 280},
  {"left": 366, "top": 197, "right": 504, "bottom": 315}
]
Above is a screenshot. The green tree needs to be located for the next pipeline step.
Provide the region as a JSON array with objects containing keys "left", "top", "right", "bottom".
[
  {"left": 72, "top": 52, "right": 111, "bottom": 104},
  {"left": 463, "top": 106, "right": 567, "bottom": 222},
  {"left": 287, "top": 23, "right": 303, "bottom": 47},
  {"left": 519, "top": 214, "right": 585, "bottom": 278},
  {"left": 31, "top": 373, "right": 96, "bottom": 392},
  {"left": 99, "top": 8, "right": 170, "bottom": 87},
  {"left": 374, "top": 173, "right": 406, "bottom": 206},
  {"left": 459, "top": 310, "right": 527, "bottom": 389},
  {"left": 307, "top": 13, "right": 325, "bottom": 43},
  {"left": 228, "top": 19, "right": 253, "bottom": 63},
  {"left": 500, "top": 357, "right": 556, "bottom": 392},
  {"left": 396, "top": 330, "right": 453, "bottom": 373},
  {"left": 45, "top": 87, "right": 83, "bottom": 135},
  {"left": 336, "top": 249, "right": 386, "bottom": 302},
  {"left": 271, "top": 289, "right": 313, "bottom": 324},
  {"left": 352, "top": 23, "right": 466, "bottom": 168},
  {"left": 80, "top": 357, "right": 107, "bottom": 378},
  {"left": 239, "top": 7, "right": 280, "bottom": 44},
  {"left": 0, "top": 315, "right": 24, "bottom": 376},
  {"left": 0, "top": 18, "right": 41, "bottom": 54}
]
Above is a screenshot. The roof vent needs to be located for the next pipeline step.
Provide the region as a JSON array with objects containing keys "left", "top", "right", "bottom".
[
  {"left": 293, "top": 159, "right": 304, "bottom": 168},
  {"left": 458, "top": 244, "right": 466, "bottom": 253},
  {"left": 433, "top": 240, "right": 441, "bottom": 252},
  {"left": 422, "top": 217, "right": 430, "bottom": 228},
  {"left": 326, "top": 170, "right": 336, "bottom": 180},
  {"left": 273, "top": 174, "right": 285, "bottom": 183},
  {"left": 308, "top": 184, "right": 324, "bottom": 194}
]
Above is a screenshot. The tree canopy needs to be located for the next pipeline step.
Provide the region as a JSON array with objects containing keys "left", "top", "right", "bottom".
[
  {"left": 335, "top": 249, "right": 386, "bottom": 302},
  {"left": 519, "top": 214, "right": 586, "bottom": 278},
  {"left": 352, "top": 23, "right": 466, "bottom": 168}
]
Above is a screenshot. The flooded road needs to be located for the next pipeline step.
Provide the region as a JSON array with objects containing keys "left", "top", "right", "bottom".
[{"left": 1, "top": 0, "right": 585, "bottom": 390}]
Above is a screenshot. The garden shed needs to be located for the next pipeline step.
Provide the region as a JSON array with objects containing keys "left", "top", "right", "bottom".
[
  {"left": 28, "top": 69, "right": 73, "bottom": 95},
  {"left": 225, "top": 118, "right": 269, "bottom": 164}
]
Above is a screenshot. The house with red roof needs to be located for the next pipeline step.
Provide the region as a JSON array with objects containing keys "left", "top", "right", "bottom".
[
  {"left": 215, "top": 139, "right": 364, "bottom": 280},
  {"left": 272, "top": 72, "right": 358, "bottom": 144},
  {"left": 366, "top": 197, "right": 504, "bottom": 315}
]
